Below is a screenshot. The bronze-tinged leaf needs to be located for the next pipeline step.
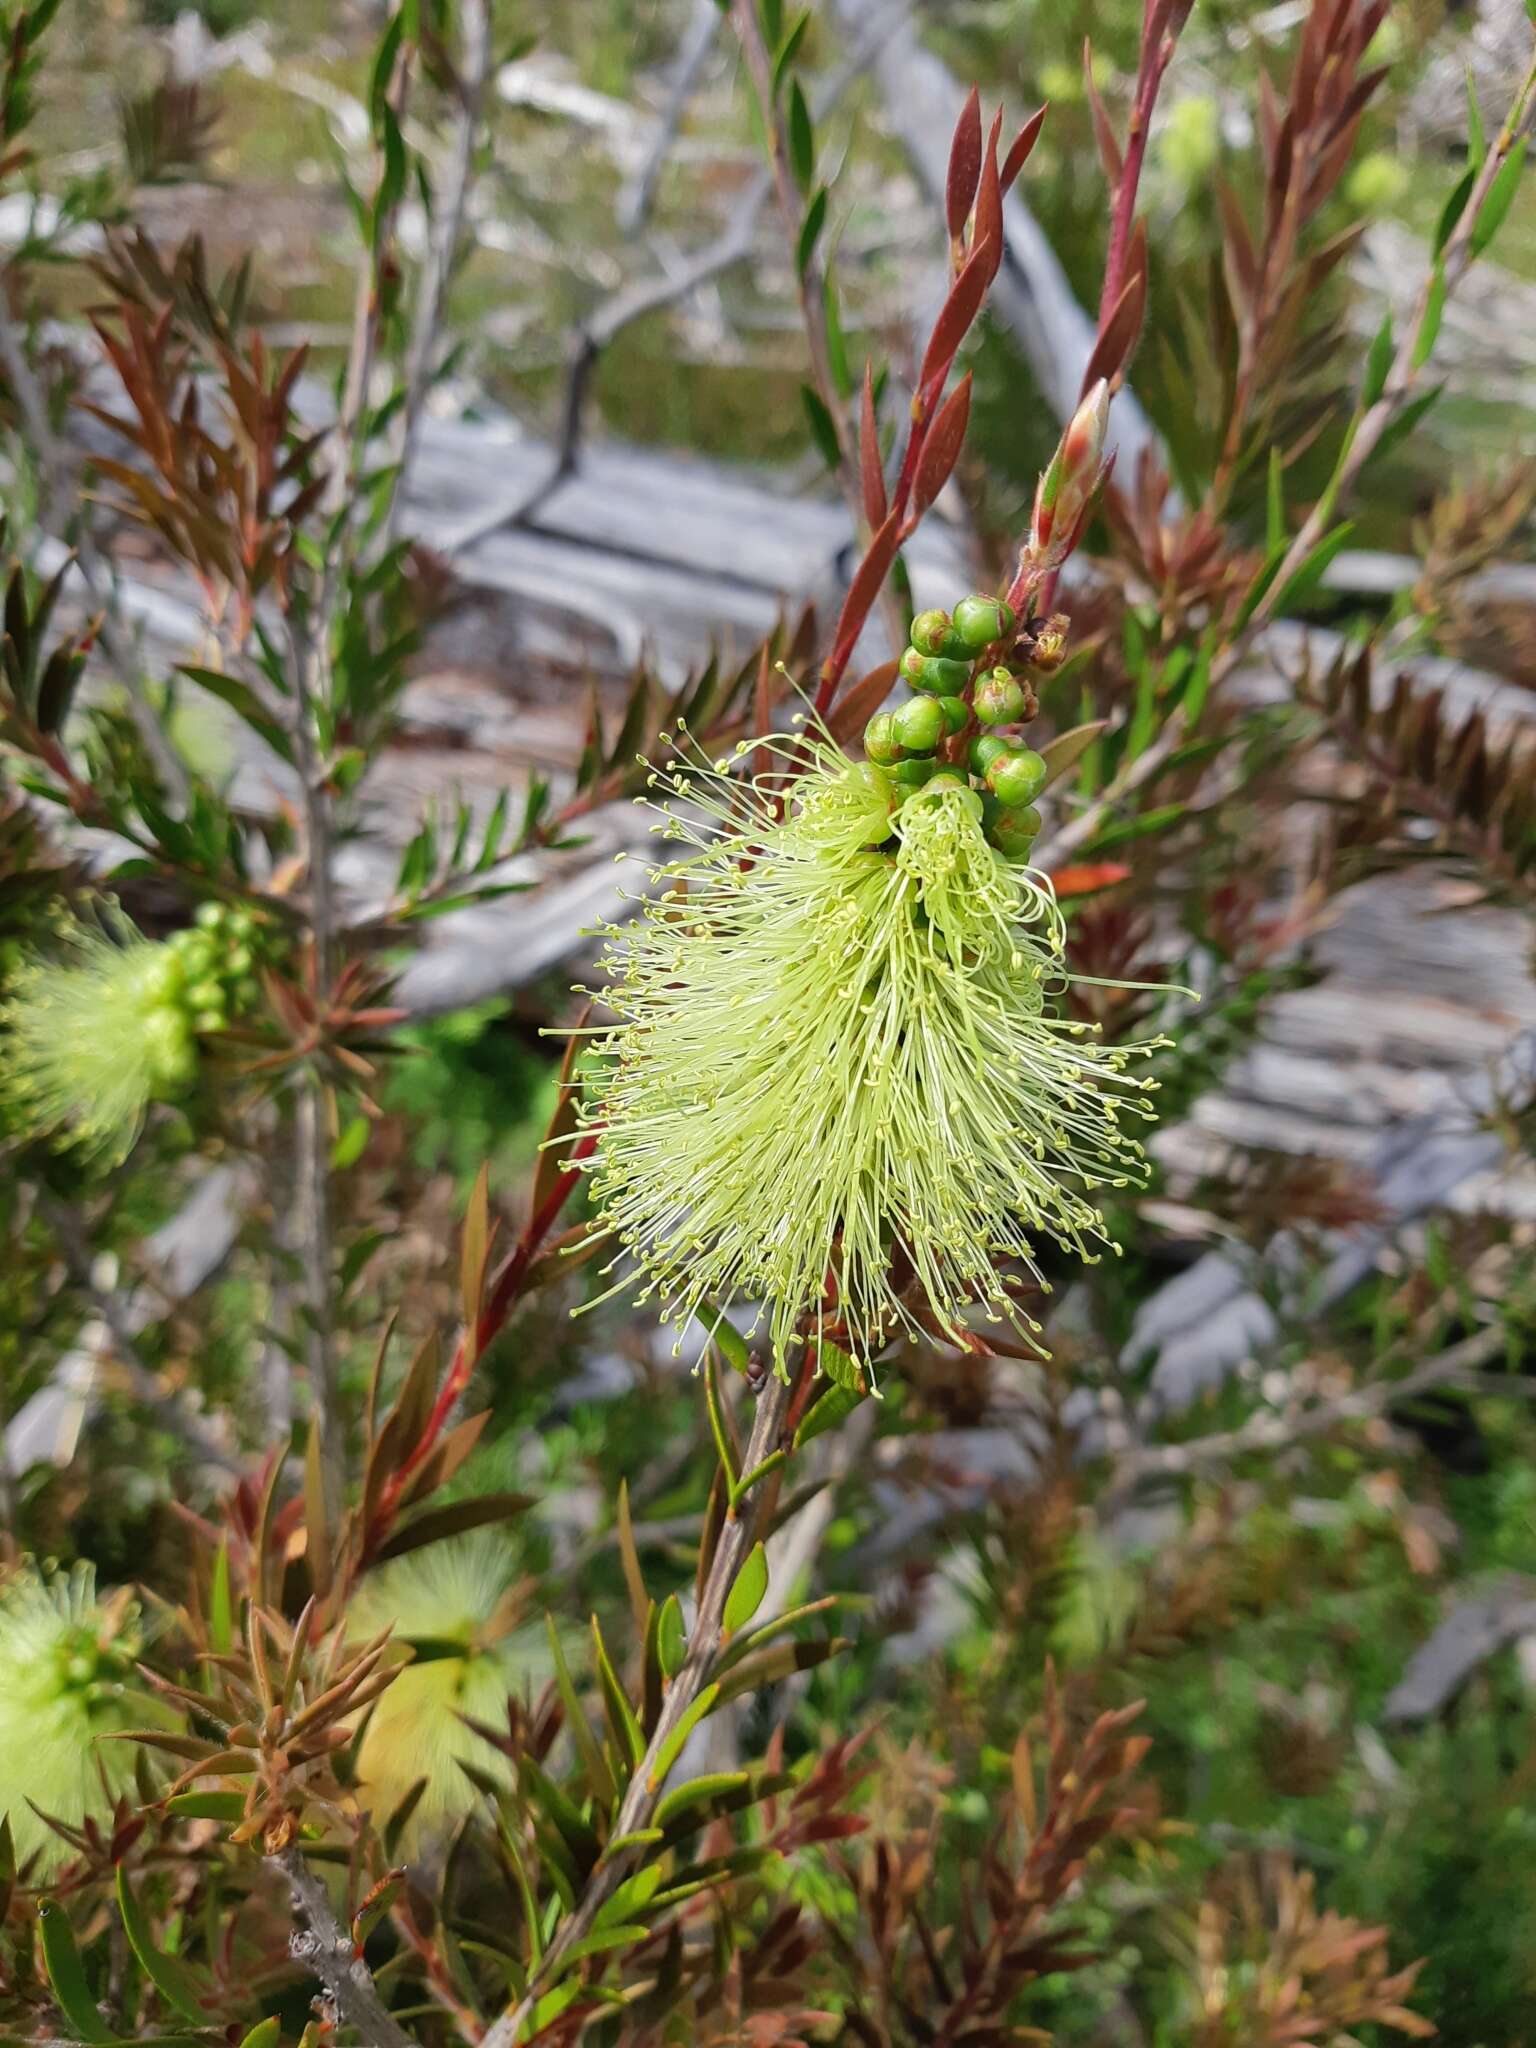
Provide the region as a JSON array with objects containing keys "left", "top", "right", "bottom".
[
  {"left": 398, "top": 1406, "right": 492, "bottom": 1509},
  {"left": 1082, "top": 236, "right": 1148, "bottom": 392},
  {"left": 945, "top": 86, "right": 982, "bottom": 241},
  {"left": 374, "top": 1489, "right": 532, "bottom": 1561},
  {"left": 1084, "top": 38, "right": 1123, "bottom": 190},
  {"left": 971, "top": 108, "right": 1004, "bottom": 285},
  {"left": 912, "top": 371, "right": 972, "bottom": 518},
  {"left": 859, "top": 361, "right": 886, "bottom": 530},
  {"left": 531, "top": 1011, "right": 588, "bottom": 1222},
  {"left": 826, "top": 659, "right": 899, "bottom": 743},
  {"left": 1038, "top": 720, "right": 1108, "bottom": 790},
  {"left": 916, "top": 236, "right": 995, "bottom": 398},
  {"left": 1001, "top": 104, "right": 1047, "bottom": 193},
  {"left": 827, "top": 507, "right": 904, "bottom": 676},
  {"left": 460, "top": 1161, "right": 491, "bottom": 1329},
  {"left": 616, "top": 1480, "right": 649, "bottom": 1639}
]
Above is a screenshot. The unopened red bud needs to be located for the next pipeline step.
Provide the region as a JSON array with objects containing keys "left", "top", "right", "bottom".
[{"left": 1062, "top": 378, "right": 1110, "bottom": 478}]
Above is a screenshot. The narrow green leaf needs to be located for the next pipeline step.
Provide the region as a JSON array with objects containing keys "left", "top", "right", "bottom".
[
  {"left": 1038, "top": 720, "right": 1109, "bottom": 793},
  {"left": 771, "top": 9, "right": 811, "bottom": 95},
  {"left": 1368, "top": 384, "right": 1443, "bottom": 470},
  {"left": 594, "top": 1864, "right": 663, "bottom": 1930},
  {"left": 1433, "top": 165, "right": 1475, "bottom": 256},
  {"left": 794, "top": 1381, "right": 863, "bottom": 1450},
  {"left": 653, "top": 1771, "right": 751, "bottom": 1831},
  {"left": 796, "top": 184, "right": 827, "bottom": 277},
  {"left": 1361, "top": 313, "right": 1394, "bottom": 408},
  {"left": 800, "top": 382, "right": 841, "bottom": 472},
  {"left": 208, "top": 1539, "right": 233, "bottom": 1657},
  {"left": 1466, "top": 66, "right": 1487, "bottom": 168},
  {"left": 1265, "top": 446, "right": 1285, "bottom": 555},
  {"left": 647, "top": 1683, "right": 720, "bottom": 1791},
  {"left": 722, "top": 1543, "right": 769, "bottom": 1640},
  {"left": 237, "top": 2021, "right": 281, "bottom": 2048},
  {"left": 545, "top": 1615, "right": 615, "bottom": 1808},
  {"left": 117, "top": 1868, "right": 207, "bottom": 2025},
  {"left": 698, "top": 1306, "right": 749, "bottom": 1375},
  {"left": 817, "top": 1339, "right": 863, "bottom": 1390},
  {"left": 557, "top": 1926, "right": 648, "bottom": 1967},
  {"left": 330, "top": 1116, "right": 370, "bottom": 1170},
  {"left": 38, "top": 1901, "right": 117, "bottom": 2044},
  {"left": 823, "top": 269, "right": 852, "bottom": 400},
  {"left": 657, "top": 1593, "right": 687, "bottom": 1681},
  {"left": 1413, "top": 265, "right": 1446, "bottom": 370},
  {"left": 163, "top": 1790, "right": 246, "bottom": 1822},
  {"left": 788, "top": 80, "right": 814, "bottom": 193},
  {"left": 1088, "top": 803, "right": 1187, "bottom": 851},
  {"left": 1272, "top": 521, "right": 1357, "bottom": 613},
  {"left": 1472, "top": 136, "right": 1529, "bottom": 255},
  {"left": 591, "top": 1613, "right": 646, "bottom": 1771}
]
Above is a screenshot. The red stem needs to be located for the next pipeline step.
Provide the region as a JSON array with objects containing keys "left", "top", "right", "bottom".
[
  {"left": 1095, "top": 2, "right": 1176, "bottom": 340},
  {"left": 365, "top": 1131, "right": 599, "bottom": 1548}
]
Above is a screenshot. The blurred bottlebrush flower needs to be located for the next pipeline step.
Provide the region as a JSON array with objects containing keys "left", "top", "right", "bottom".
[
  {"left": 574, "top": 731, "right": 1171, "bottom": 1376},
  {"left": 1, "top": 907, "right": 195, "bottom": 1160},
  {"left": 349, "top": 1536, "right": 543, "bottom": 1842},
  {"left": 0, "top": 1560, "right": 148, "bottom": 1873}
]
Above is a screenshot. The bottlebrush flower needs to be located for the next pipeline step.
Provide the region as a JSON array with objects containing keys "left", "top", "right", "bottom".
[
  {"left": 0, "top": 1560, "right": 148, "bottom": 1873},
  {"left": 349, "top": 1537, "right": 544, "bottom": 1843},
  {"left": 1, "top": 908, "right": 195, "bottom": 1161},
  {"left": 574, "top": 730, "right": 1171, "bottom": 1377}
]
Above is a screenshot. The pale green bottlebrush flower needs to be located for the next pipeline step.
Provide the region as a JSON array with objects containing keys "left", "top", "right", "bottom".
[
  {"left": 0, "top": 1560, "right": 148, "bottom": 1873},
  {"left": 349, "top": 1536, "right": 543, "bottom": 1843},
  {"left": 1, "top": 909, "right": 194, "bottom": 1161},
  {"left": 576, "top": 732, "right": 1170, "bottom": 1376}
]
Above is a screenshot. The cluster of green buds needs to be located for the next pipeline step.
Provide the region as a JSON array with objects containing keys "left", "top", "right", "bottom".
[
  {"left": 861, "top": 591, "right": 1051, "bottom": 860},
  {"left": 165, "top": 900, "right": 265, "bottom": 1037}
]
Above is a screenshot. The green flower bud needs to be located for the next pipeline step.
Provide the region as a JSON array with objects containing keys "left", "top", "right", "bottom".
[
  {"left": 233, "top": 976, "right": 261, "bottom": 1010},
  {"left": 846, "top": 761, "right": 894, "bottom": 801},
  {"left": 938, "top": 695, "right": 969, "bottom": 736},
  {"left": 900, "top": 647, "right": 970, "bottom": 695},
  {"left": 989, "top": 802, "right": 1043, "bottom": 857},
  {"left": 187, "top": 979, "right": 224, "bottom": 1013},
  {"left": 194, "top": 901, "right": 226, "bottom": 931},
  {"left": 175, "top": 932, "right": 216, "bottom": 976},
  {"left": 985, "top": 746, "right": 1048, "bottom": 807},
  {"left": 894, "top": 696, "right": 946, "bottom": 753},
  {"left": 129, "top": 949, "right": 185, "bottom": 1008},
  {"left": 951, "top": 594, "right": 1016, "bottom": 651},
  {"left": 193, "top": 1009, "right": 227, "bottom": 1035},
  {"left": 893, "top": 755, "right": 938, "bottom": 791},
  {"left": 226, "top": 944, "right": 254, "bottom": 976},
  {"left": 909, "top": 608, "right": 953, "bottom": 656},
  {"left": 924, "top": 769, "right": 984, "bottom": 820},
  {"left": 973, "top": 669, "right": 1027, "bottom": 725},
  {"left": 970, "top": 735, "right": 1008, "bottom": 777},
  {"left": 143, "top": 1007, "right": 195, "bottom": 1090},
  {"left": 864, "top": 711, "right": 905, "bottom": 765}
]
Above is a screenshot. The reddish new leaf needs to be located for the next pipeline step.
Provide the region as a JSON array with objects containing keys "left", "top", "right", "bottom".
[
  {"left": 1084, "top": 39, "right": 1123, "bottom": 190},
  {"left": 916, "top": 233, "right": 995, "bottom": 397},
  {"left": 945, "top": 86, "right": 982, "bottom": 242},
  {"left": 826, "top": 658, "right": 899, "bottom": 743},
  {"left": 1082, "top": 226, "right": 1148, "bottom": 391},
  {"left": 826, "top": 507, "right": 904, "bottom": 681},
  {"left": 860, "top": 361, "right": 887, "bottom": 529},
  {"left": 972, "top": 108, "right": 1005, "bottom": 288},
  {"left": 1001, "top": 103, "right": 1048, "bottom": 193},
  {"left": 912, "top": 371, "right": 972, "bottom": 518},
  {"left": 1050, "top": 862, "right": 1132, "bottom": 898}
]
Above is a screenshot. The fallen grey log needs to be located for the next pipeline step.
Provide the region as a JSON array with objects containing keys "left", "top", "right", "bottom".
[{"left": 1382, "top": 1575, "right": 1536, "bottom": 1726}]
